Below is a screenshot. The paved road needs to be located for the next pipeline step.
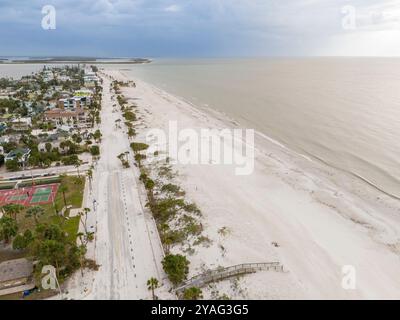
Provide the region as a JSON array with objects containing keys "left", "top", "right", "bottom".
[
  {"left": 84, "top": 76, "right": 170, "bottom": 300},
  {"left": 0, "top": 164, "right": 90, "bottom": 181}
]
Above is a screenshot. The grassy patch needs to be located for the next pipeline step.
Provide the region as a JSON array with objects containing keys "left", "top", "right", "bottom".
[
  {"left": 55, "top": 176, "right": 85, "bottom": 209},
  {"left": 62, "top": 216, "right": 80, "bottom": 243}
]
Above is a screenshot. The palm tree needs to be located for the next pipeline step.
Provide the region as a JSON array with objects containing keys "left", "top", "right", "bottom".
[
  {"left": 74, "top": 159, "right": 83, "bottom": 178},
  {"left": 2, "top": 203, "right": 25, "bottom": 221},
  {"left": 59, "top": 184, "right": 69, "bottom": 207},
  {"left": 0, "top": 216, "right": 18, "bottom": 244},
  {"left": 87, "top": 166, "right": 93, "bottom": 190},
  {"left": 25, "top": 206, "right": 45, "bottom": 225},
  {"left": 79, "top": 208, "right": 91, "bottom": 234},
  {"left": 76, "top": 243, "right": 87, "bottom": 276},
  {"left": 147, "top": 277, "right": 159, "bottom": 300}
]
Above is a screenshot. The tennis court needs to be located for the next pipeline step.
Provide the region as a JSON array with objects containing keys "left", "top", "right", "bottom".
[
  {"left": 0, "top": 183, "right": 59, "bottom": 206},
  {"left": 30, "top": 186, "right": 53, "bottom": 204}
]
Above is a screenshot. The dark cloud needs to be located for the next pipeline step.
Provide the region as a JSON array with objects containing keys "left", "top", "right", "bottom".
[{"left": 0, "top": 0, "right": 399, "bottom": 57}]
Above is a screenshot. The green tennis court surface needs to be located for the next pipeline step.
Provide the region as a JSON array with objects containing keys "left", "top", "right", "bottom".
[
  {"left": 30, "top": 187, "right": 52, "bottom": 203},
  {"left": 9, "top": 195, "right": 28, "bottom": 201},
  {"left": 34, "top": 187, "right": 52, "bottom": 195}
]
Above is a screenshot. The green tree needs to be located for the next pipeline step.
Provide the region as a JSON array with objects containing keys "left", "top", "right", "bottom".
[
  {"left": 45, "top": 142, "right": 52, "bottom": 152},
  {"left": 2, "top": 203, "right": 25, "bottom": 220},
  {"left": 144, "top": 178, "right": 155, "bottom": 191},
  {"left": 87, "top": 166, "right": 93, "bottom": 189},
  {"left": 71, "top": 158, "right": 83, "bottom": 177},
  {"left": 147, "top": 277, "right": 159, "bottom": 300},
  {"left": 59, "top": 184, "right": 69, "bottom": 207},
  {"left": 37, "top": 239, "right": 66, "bottom": 278},
  {"left": 127, "top": 127, "right": 136, "bottom": 139},
  {"left": 182, "top": 287, "right": 203, "bottom": 300},
  {"left": 13, "top": 229, "right": 34, "bottom": 250},
  {"left": 72, "top": 133, "right": 82, "bottom": 144},
  {"left": 162, "top": 254, "right": 190, "bottom": 286},
  {"left": 31, "top": 223, "right": 70, "bottom": 278},
  {"left": 0, "top": 216, "right": 18, "bottom": 243},
  {"left": 12, "top": 233, "right": 27, "bottom": 250},
  {"left": 79, "top": 208, "right": 91, "bottom": 234},
  {"left": 89, "top": 145, "right": 100, "bottom": 156},
  {"left": 25, "top": 206, "right": 45, "bottom": 224},
  {"left": 5, "top": 159, "right": 20, "bottom": 171},
  {"left": 130, "top": 142, "right": 149, "bottom": 153},
  {"left": 93, "top": 129, "right": 102, "bottom": 143}
]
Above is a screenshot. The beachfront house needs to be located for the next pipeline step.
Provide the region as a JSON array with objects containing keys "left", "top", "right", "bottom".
[
  {"left": 44, "top": 108, "right": 90, "bottom": 128},
  {"left": 0, "top": 258, "right": 34, "bottom": 297},
  {"left": 38, "top": 140, "right": 62, "bottom": 152},
  {"left": 10, "top": 117, "right": 32, "bottom": 131},
  {"left": 58, "top": 98, "right": 81, "bottom": 109},
  {"left": 37, "top": 131, "right": 69, "bottom": 152},
  {"left": 0, "top": 134, "right": 20, "bottom": 144},
  {"left": 0, "top": 88, "right": 15, "bottom": 98},
  {"left": 4, "top": 147, "right": 31, "bottom": 163}
]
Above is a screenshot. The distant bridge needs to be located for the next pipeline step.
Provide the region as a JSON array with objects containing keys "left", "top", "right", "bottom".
[{"left": 176, "top": 262, "right": 284, "bottom": 293}]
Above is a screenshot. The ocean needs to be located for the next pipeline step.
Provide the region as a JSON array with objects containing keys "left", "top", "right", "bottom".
[
  {"left": 104, "top": 58, "right": 400, "bottom": 198},
  {"left": 0, "top": 64, "right": 46, "bottom": 78},
  {"left": 1, "top": 58, "right": 399, "bottom": 198}
]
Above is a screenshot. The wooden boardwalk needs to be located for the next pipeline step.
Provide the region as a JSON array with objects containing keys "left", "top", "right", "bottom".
[{"left": 176, "top": 262, "right": 284, "bottom": 293}]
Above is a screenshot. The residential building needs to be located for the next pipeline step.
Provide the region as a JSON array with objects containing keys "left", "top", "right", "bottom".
[
  {"left": 44, "top": 108, "right": 89, "bottom": 127},
  {"left": 0, "top": 258, "right": 34, "bottom": 296},
  {"left": 4, "top": 147, "right": 31, "bottom": 163},
  {"left": 58, "top": 98, "right": 81, "bottom": 109},
  {"left": 0, "top": 122, "right": 7, "bottom": 134},
  {"left": 11, "top": 117, "right": 32, "bottom": 131},
  {"left": 0, "top": 113, "right": 13, "bottom": 122},
  {"left": 38, "top": 140, "right": 62, "bottom": 152}
]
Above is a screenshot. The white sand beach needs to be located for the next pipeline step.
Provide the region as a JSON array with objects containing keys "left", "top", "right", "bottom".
[{"left": 96, "top": 69, "right": 400, "bottom": 300}]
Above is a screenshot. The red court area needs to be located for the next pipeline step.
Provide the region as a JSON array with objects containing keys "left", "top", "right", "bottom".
[{"left": 0, "top": 183, "right": 59, "bottom": 206}]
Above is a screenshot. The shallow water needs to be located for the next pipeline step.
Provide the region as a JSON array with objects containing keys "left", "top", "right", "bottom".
[{"left": 104, "top": 58, "right": 400, "bottom": 198}]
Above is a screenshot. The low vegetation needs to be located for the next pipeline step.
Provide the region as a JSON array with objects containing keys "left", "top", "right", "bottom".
[{"left": 162, "top": 254, "right": 190, "bottom": 286}]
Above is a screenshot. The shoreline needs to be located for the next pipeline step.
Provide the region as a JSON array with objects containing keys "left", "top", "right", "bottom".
[
  {"left": 116, "top": 69, "right": 400, "bottom": 202},
  {"left": 108, "top": 68, "right": 400, "bottom": 299}
]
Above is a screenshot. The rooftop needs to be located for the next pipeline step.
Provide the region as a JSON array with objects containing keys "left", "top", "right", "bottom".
[
  {"left": 6, "top": 147, "right": 31, "bottom": 158},
  {"left": 0, "top": 258, "right": 33, "bottom": 283}
]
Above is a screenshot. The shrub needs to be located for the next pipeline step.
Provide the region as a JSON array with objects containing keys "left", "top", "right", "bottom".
[
  {"left": 182, "top": 287, "right": 203, "bottom": 300},
  {"left": 130, "top": 142, "right": 149, "bottom": 153},
  {"left": 90, "top": 145, "right": 100, "bottom": 156},
  {"left": 61, "top": 154, "right": 79, "bottom": 165},
  {"left": 5, "top": 159, "right": 20, "bottom": 171},
  {"left": 162, "top": 254, "right": 190, "bottom": 285}
]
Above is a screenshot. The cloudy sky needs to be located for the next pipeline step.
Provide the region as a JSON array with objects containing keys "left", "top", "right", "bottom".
[{"left": 1, "top": 0, "right": 400, "bottom": 57}]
